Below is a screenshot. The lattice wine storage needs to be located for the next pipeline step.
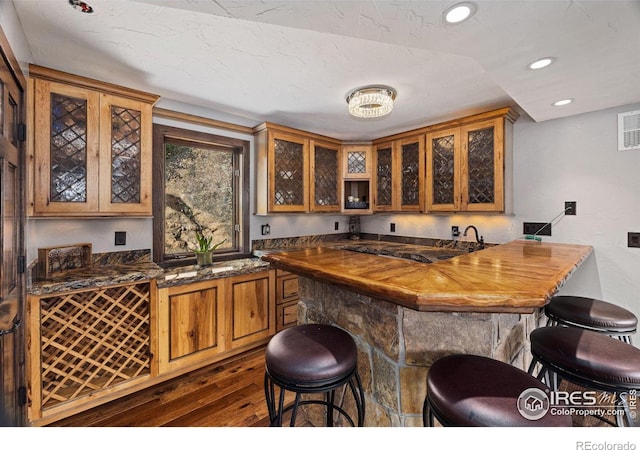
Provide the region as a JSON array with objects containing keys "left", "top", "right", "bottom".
[{"left": 35, "top": 282, "right": 151, "bottom": 410}]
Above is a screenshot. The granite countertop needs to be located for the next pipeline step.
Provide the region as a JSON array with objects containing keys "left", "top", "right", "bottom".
[
  {"left": 27, "top": 236, "right": 482, "bottom": 297},
  {"left": 28, "top": 257, "right": 271, "bottom": 296},
  {"left": 253, "top": 238, "right": 475, "bottom": 263},
  {"left": 156, "top": 257, "right": 270, "bottom": 288},
  {"left": 28, "top": 261, "right": 165, "bottom": 296}
]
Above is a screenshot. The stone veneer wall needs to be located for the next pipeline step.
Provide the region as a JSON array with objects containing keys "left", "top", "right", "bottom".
[{"left": 297, "top": 277, "right": 545, "bottom": 427}]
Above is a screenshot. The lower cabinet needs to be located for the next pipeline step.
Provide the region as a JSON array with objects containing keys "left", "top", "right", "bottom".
[
  {"left": 154, "top": 269, "right": 276, "bottom": 375},
  {"left": 27, "top": 281, "right": 153, "bottom": 425},
  {"left": 27, "top": 270, "right": 277, "bottom": 425},
  {"left": 276, "top": 269, "right": 299, "bottom": 331}
]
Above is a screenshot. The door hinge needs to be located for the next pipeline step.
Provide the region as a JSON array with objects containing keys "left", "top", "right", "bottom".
[
  {"left": 18, "top": 256, "right": 26, "bottom": 274},
  {"left": 18, "top": 386, "right": 27, "bottom": 406},
  {"left": 17, "top": 123, "right": 26, "bottom": 142}
]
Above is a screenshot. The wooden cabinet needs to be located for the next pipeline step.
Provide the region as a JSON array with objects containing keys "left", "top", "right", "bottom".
[
  {"left": 155, "top": 278, "right": 225, "bottom": 374},
  {"left": 254, "top": 122, "right": 341, "bottom": 214},
  {"left": 310, "top": 140, "right": 341, "bottom": 212},
  {"left": 27, "top": 281, "right": 153, "bottom": 425},
  {"left": 154, "top": 270, "right": 275, "bottom": 375},
  {"left": 27, "top": 65, "right": 158, "bottom": 216},
  {"left": 372, "top": 135, "right": 424, "bottom": 212},
  {"left": 275, "top": 269, "right": 299, "bottom": 331},
  {"left": 341, "top": 143, "right": 372, "bottom": 214},
  {"left": 426, "top": 109, "right": 518, "bottom": 213},
  {"left": 227, "top": 271, "right": 276, "bottom": 349}
]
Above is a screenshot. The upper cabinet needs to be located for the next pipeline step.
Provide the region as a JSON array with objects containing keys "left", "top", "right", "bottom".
[
  {"left": 27, "top": 65, "right": 159, "bottom": 217},
  {"left": 426, "top": 108, "right": 519, "bottom": 213},
  {"left": 254, "top": 123, "right": 341, "bottom": 214},
  {"left": 341, "top": 143, "right": 372, "bottom": 214},
  {"left": 372, "top": 135, "right": 424, "bottom": 212}
]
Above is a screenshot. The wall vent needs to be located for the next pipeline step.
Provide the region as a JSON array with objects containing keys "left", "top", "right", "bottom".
[{"left": 618, "top": 110, "right": 640, "bottom": 151}]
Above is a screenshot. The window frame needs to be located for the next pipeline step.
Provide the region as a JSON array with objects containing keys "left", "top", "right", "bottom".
[{"left": 152, "top": 123, "right": 251, "bottom": 267}]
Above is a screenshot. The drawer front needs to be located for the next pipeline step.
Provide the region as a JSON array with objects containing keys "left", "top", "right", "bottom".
[
  {"left": 276, "top": 301, "right": 298, "bottom": 331},
  {"left": 277, "top": 275, "right": 299, "bottom": 304}
]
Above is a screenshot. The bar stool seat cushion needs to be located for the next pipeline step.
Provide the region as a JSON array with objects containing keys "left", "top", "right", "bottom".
[
  {"left": 265, "top": 324, "right": 357, "bottom": 386},
  {"left": 530, "top": 327, "right": 640, "bottom": 391},
  {"left": 545, "top": 295, "right": 637, "bottom": 333},
  {"left": 426, "top": 354, "right": 571, "bottom": 426}
]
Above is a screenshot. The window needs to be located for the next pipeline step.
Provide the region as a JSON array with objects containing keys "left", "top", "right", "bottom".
[{"left": 153, "top": 124, "right": 250, "bottom": 266}]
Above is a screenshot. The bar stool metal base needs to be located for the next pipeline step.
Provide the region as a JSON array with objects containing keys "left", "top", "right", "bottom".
[
  {"left": 263, "top": 324, "right": 365, "bottom": 427},
  {"left": 264, "top": 367, "right": 364, "bottom": 427}
]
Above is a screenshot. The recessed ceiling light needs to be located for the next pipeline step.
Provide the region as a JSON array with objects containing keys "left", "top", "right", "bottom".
[
  {"left": 69, "top": 0, "right": 94, "bottom": 14},
  {"left": 528, "top": 57, "right": 555, "bottom": 70},
  {"left": 553, "top": 99, "right": 573, "bottom": 106},
  {"left": 444, "top": 2, "right": 477, "bottom": 24}
]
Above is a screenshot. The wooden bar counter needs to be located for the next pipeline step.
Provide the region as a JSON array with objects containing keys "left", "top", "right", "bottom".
[{"left": 262, "top": 239, "right": 593, "bottom": 426}]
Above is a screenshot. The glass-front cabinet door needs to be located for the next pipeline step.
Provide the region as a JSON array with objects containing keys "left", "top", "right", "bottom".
[
  {"left": 268, "top": 131, "right": 309, "bottom": 212},
  {"left": 33, "top": 80, "right": 101, "bottom": 214},
  {"left": 310, "top": 140, "right": 340, "bottom": 212},
  {"left": 375, "top": 135, "right": 424, "bottom": 212},
  {"left": 426, "top": 128, "right": 460, "bottom": 212},
  {"left": 373, "top": 144, "right": 393, "bottom": 211},
  {"left": 461, "top": 118, "right": 504, "bottom": 212},
  {"left": 99, "top": 94, "right": 152, "bottom": 214},
  {"left": 399, "top": 135, "right": 424, "bottom": 212}
]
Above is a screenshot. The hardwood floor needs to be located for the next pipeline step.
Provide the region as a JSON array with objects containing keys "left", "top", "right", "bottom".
[
  {"left": 46, "top": 346, "right": 616, "bottom": 428},
  {"left": 49, "top": 346, "right": 280, "bottom": 427}
]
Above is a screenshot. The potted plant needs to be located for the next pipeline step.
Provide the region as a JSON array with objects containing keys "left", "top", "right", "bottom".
[{"left": 194, "top": 228, "right": 226, "bottom": 266}]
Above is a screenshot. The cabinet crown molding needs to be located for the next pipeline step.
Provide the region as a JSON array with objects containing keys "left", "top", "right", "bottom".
[{"left": 28, "top": 64, "right": 160, "bottom": 105}]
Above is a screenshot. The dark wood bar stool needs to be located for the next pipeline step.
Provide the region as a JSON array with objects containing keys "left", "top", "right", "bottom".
[
  {"left": 264, "top": 324, "right": 365, "bottom": 427},
  {"left": 423, "top": 354, "right": 572, "bottom": 427},
  {"left": 545, "top": 295, "right": 637, "bottom": 343},
  {"left": 528, "top": 326, "right": 640, "bottom": 426}
]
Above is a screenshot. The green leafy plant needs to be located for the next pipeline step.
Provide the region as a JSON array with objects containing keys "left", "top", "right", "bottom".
[{"left": 194, "top": 228, "right": 226, "bottom": 253}]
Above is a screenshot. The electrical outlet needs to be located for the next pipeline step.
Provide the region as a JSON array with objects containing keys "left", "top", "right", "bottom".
[
  {"left": 452, "top": 226, "right": 460, "bottom": 238},
  {"left": 628, "top": 232, "right": 640, "bottom": 248},
  {"left": 523, "top": 222, "right": 552, "bottom": 236},
  {"left": 390, "top": 223, "right": 396, "bottom": 233},
  {"left": 334, "top": 221, "right": 339, "bottom": 231},
  {"left": 115, "top": 231, "right": 126, "bottom": 246},
  {"left": 565, "top": 201, "right": 577, "bottom": 215},
  {"left": 261, "top": 224, "right": 270, "bottom": 235}
]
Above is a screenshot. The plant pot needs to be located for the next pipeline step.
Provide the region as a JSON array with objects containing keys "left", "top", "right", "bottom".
[{"left": 195, "top": 250, "right": 213, "bottom": 266}]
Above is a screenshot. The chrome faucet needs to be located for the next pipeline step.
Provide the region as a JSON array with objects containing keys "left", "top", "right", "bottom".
[{"left": 463, "top": 225, "right": 485, "bottom": 249}]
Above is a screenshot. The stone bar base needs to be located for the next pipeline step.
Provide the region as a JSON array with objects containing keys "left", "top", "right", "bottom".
[{"left": 297, "top": 276, "right": 545, "bottom": 427}]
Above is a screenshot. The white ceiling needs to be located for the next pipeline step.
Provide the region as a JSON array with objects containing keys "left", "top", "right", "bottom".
[{"left": 11, "top": 0, "right": 640, "bottom": 140}]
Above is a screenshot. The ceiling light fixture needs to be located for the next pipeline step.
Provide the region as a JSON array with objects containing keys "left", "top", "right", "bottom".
[
  {"left": 69, "top": 0, "right": 94, "bottom": 14},
  {"left": 444, "top": 2, "right": 477, "bottom": 24},
  {"left": 346, "top": 85, "right": 397, "bottom": 119},
  {"left": 529, "top": 57, "right": 555, "bottom": 70},
  {"left": 553, "top": 99, "right": 573, "bottom": 106}
]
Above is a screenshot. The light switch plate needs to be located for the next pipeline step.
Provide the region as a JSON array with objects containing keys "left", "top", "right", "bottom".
[{"left": 628, "top": 232, "right": 640, "bottom": 248}]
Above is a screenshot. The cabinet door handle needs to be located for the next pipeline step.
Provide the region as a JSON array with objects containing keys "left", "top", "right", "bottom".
[{"left": 0, "top": 318, "right": 21, "bottom": 337}]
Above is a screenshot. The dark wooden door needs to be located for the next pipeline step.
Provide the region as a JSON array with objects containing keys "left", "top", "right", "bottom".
[{"left": 0, "top": 28, "right": 26, "bottom": 426}]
